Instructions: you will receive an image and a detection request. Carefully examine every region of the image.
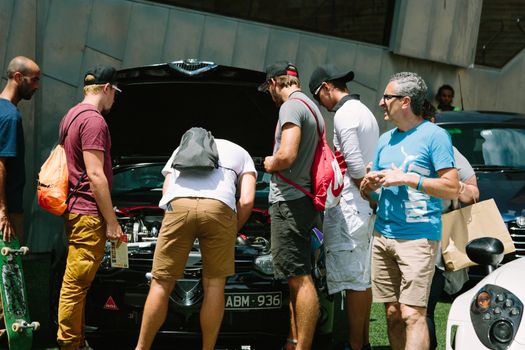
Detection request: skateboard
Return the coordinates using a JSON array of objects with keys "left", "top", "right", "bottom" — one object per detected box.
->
[{"left": 0, "top": 237, "right": 39, "bottom": 350}]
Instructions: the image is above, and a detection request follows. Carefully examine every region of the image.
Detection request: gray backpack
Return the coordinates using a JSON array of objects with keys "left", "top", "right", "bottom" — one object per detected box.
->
[{"left": 172, "top": 127, "right": 219, "bottom": 171}]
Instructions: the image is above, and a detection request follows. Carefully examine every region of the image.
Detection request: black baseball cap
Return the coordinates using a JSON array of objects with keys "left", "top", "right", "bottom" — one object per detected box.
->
[
  {"left": 258, "top": 61, "right": 299, "bottom": 92},
  {"left": 309, "top": 64, "right": 354, "bottom": 96},
  {"left": 84, "top": 65, "right": 117, "bottom": 86}
]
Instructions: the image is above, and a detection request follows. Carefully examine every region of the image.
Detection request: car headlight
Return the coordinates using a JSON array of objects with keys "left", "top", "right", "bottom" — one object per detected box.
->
[
  {"left": 516, "top": 215, "right": 525, "bottom": 228},
  {"left": 254, "top": 254, "right": 274, "bottom": 275},
  {"left": 470, "top": 284, "right": 523, "bottom": 350}
]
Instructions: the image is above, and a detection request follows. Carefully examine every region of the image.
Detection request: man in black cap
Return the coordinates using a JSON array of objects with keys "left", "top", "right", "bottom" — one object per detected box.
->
[
  {"left": 309, "top": 64, "right": 379, "bottom": 350},
  {"left": 260, "top": 61, "right": 322, "bottom": 350},
  {"left": 56, "top": 65, "right": 123, "bottom": 350}
]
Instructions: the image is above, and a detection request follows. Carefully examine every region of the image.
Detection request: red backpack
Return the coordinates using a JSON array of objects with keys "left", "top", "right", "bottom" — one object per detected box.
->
[{"left": 277, "top": 98, "right": 346, "bottom": 211}]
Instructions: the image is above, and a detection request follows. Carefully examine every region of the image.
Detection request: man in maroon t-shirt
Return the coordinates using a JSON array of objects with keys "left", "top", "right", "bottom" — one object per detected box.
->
[{"left": 57, "top": 65, "right": 123, "bottom": 350}]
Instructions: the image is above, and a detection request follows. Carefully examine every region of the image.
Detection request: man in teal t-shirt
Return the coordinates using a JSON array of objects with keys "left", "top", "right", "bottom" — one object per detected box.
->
[
  {"left": 361, "top": 72, "right": 460, "bottom": 350},
  {"left": 0, "top": 56, "right": 40, "bottom": 243}
]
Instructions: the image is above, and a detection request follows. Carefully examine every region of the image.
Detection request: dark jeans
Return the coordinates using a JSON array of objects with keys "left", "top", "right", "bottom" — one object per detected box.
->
[{"left": 426, "top": 266, "right": 445, "bottom": 350}]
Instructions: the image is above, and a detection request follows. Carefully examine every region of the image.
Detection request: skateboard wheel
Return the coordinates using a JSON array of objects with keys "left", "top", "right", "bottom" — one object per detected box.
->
[
  {"left": 11, "top": 323, "right": 21, "bottom": 332},
  {"left": 30, "top": 321, "right": 40, "bottom": 331},
  {"left": 1, "top": 247, "right": 9, "bottom": 256},
  {"left": 19, "top": 246, "right": 29, "bottom": 255}
]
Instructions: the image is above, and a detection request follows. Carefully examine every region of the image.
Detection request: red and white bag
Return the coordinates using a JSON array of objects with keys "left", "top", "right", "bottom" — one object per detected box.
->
[{"left": 277, "top": 98, "right": 346, "bottom": 211}]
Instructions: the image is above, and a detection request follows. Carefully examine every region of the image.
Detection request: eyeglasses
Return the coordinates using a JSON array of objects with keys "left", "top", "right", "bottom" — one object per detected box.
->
[
  {"left": 112, "top": 85, "right": 122, "bottom": 93},
  {"left": 382, "top": 94, "right": 404, "bottom": 101},
  {"left": 313, "top": 82, "right": 326, "bottom": 97}
]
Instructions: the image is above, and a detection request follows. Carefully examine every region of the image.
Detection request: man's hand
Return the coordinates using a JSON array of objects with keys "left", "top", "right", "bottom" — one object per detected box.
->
[
  {"left": 361, "top": 171, "right": 384, "bottom": 192},
  {"left": 264, "top": 156, "right": 275, "bottom": 173},
  {"left": 106, "top": 220, "right": 124, "bottom": 241},
  {"left": 380, "top": 164, "right": 408, "bottom": 187},
  {"left": 0, "top": 214, "right": 14, "bottom": 241}
]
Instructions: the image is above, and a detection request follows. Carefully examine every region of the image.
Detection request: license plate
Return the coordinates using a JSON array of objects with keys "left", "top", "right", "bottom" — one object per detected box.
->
[{"left": 225, "top": 291, "right": 282, "bottom": 310}]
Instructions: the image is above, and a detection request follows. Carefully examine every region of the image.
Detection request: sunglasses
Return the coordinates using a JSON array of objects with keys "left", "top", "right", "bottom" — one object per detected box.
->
[{"left": 382, "top": 94, "right": 404, "bottom": 101}]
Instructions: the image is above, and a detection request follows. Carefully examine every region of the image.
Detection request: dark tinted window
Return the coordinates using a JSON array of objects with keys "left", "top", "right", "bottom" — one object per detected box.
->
[
  {"left": 442, "top": 125, "right": 525, "bottom": 168},
  {"left": 153, "top": 0, "right": 395, "bottom": 46}
]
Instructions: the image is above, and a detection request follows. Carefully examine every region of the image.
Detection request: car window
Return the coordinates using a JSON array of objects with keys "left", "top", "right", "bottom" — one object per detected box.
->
[
  {"left": 112, "top": 164, "right": 165, "bottom": 194},
  {"left": 443, "top": 125, "right": 525, "bottom": 168}
]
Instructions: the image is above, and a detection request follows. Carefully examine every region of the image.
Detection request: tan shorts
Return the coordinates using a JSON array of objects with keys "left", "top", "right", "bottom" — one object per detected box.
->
[
  {"left": 152, "top": 197, "right": 238, "bottom": 281},
  {"left": 371, "top": 231, "right": 438, "bottom": 307}
]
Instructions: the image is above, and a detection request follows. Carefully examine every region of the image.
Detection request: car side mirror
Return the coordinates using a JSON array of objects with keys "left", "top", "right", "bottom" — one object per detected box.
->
[{"left": 466, "top": 237, "right": 504, "bottom": 274}]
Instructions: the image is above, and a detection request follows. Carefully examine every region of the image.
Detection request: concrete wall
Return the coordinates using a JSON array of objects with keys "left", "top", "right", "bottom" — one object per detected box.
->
[
  {"left": 1, "top": 0, "right": 524, "bottom": 252},
  {"left": 391, "top": 0, "right": 482, "bottom": 67}
]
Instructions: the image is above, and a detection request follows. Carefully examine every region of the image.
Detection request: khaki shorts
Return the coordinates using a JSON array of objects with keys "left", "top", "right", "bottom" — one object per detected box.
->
[
  {"left": 152, "top": 197, "right": 237, "bottom": 281},
  {"left": 372, "top": 231, "right": 438, "bottom": 307}
]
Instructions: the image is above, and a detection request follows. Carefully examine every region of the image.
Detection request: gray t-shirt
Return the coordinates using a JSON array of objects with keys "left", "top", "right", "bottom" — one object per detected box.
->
[{"left": 269, "top": 91, "right": 324, "bottom": 203}]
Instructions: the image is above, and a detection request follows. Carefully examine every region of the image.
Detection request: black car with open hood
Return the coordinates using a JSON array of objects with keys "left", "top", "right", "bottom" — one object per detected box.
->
[
  {"left": 84, "top": 60, "right": 347, "bottom": 350},
  {"left": 108, "top": 59, "right": 276, "bottom": 162}
]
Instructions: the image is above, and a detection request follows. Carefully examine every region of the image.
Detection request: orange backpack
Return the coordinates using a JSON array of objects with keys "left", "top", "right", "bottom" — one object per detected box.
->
[{"left": 37, "top": 110, "right": 95, "bottom": 215}]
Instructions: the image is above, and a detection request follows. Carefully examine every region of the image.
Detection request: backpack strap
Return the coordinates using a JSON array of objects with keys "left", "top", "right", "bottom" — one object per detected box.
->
[
  {"left": 58, "top": 109, "right": 99, "bottom": 145},
  {"left": 289, "top": 98, "right": 325, "bottom": 140},
  {"left": 275, "top": 98, "right": 325, "bottom": 198},
  {"left": 58, "top": 108, "right": 99, "bottom": 203}
]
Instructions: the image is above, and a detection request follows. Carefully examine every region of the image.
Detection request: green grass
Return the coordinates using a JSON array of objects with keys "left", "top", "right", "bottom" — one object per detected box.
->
[{"left": 369, "top": 302, "right": 451, "bottom": 350}]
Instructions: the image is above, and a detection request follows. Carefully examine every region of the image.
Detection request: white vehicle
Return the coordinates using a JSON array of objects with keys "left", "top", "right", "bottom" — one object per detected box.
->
[{"left": 446, "top": 238, "right": 525, "bottom": 349}]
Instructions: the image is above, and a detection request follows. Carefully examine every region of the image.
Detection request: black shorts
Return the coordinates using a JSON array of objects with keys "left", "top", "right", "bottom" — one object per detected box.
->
[{"left": 270, "top": 196, "right": 321, "bottom": 279}]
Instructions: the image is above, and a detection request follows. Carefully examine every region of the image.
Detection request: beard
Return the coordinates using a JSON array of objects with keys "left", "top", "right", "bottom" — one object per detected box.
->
[
  {"left": 18, "top": 84, "right": 35, "bottom": 100},
  {"left": 269, "top": 89, "right": 284, "bottom": 107}
]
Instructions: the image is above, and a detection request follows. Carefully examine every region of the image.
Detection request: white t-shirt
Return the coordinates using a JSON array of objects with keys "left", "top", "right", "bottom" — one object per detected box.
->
[
  {"left": 159, "top": 139, "right": 256, "bottom": 211},
  {"left": 333, "top": 99, "right": 379, "bottom": 210}
]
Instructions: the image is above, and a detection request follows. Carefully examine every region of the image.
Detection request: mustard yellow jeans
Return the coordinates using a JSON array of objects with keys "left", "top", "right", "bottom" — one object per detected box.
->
[{"left": 57, "top": 213, "right": 106, "bottom": 350}]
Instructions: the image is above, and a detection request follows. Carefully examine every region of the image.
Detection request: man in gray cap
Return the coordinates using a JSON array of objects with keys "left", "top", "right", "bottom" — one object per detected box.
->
[
  {"left": 260, "top": 61, "right": 322, "bottom": 350},
  {"left": 309, "top": 64, "right": 379, "bottom": 350},
  {"left": 57, "top": 65, "right": 123, "bottom": 350}
]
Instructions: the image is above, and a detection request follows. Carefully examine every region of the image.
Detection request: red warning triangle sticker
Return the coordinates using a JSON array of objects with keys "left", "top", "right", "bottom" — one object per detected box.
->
[{"left": 103, "top": 296, "right": 119, "bottom": 311}]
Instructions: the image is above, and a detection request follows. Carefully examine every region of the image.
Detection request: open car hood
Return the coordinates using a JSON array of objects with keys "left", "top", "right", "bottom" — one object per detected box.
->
[{"left": 109, "top": 59, "right": 278, "bottom": 163}]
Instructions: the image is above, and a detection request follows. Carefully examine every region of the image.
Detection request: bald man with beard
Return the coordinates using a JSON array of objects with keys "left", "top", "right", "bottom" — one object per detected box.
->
[{"left": 0, "top": 56, "right": 41, "bottom": 243}]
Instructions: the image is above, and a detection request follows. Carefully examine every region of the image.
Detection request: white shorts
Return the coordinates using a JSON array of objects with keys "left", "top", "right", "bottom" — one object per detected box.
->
[{"left": 323, "top": 198, "right": 375, "bottom": 294}]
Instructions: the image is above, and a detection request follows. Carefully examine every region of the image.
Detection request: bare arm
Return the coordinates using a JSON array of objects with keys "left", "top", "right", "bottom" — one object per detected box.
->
[
  {"left": 236, "top": 172, "right": 256, "bottom": 231},
  {"left": 381, "top": 166, "right": 460, "bottom": 200},
  {"left": 458, "top": 175, "right": 479, "bottom": 205},
  {"left": 264, "top": 123, "right": 301, "bottom": 173},
  {"left": 0, "top": 157, "right": 14, "bottom": 241},
  {"left": 83, "top": 150, "right": 123, "bottom": 240}
]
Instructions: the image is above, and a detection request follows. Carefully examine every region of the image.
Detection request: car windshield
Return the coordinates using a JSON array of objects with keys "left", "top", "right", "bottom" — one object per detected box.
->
[
  {"left": 112, "top": 164, "right": 165, "bottom": 194},
  {"left": 442, "top": 125, "right": 525, "bottom": 168}
]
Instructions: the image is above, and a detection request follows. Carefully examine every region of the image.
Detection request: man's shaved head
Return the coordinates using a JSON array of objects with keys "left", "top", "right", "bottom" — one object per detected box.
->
[{"left": 7, "top": 56, "right": 39, "bottom": 79}]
